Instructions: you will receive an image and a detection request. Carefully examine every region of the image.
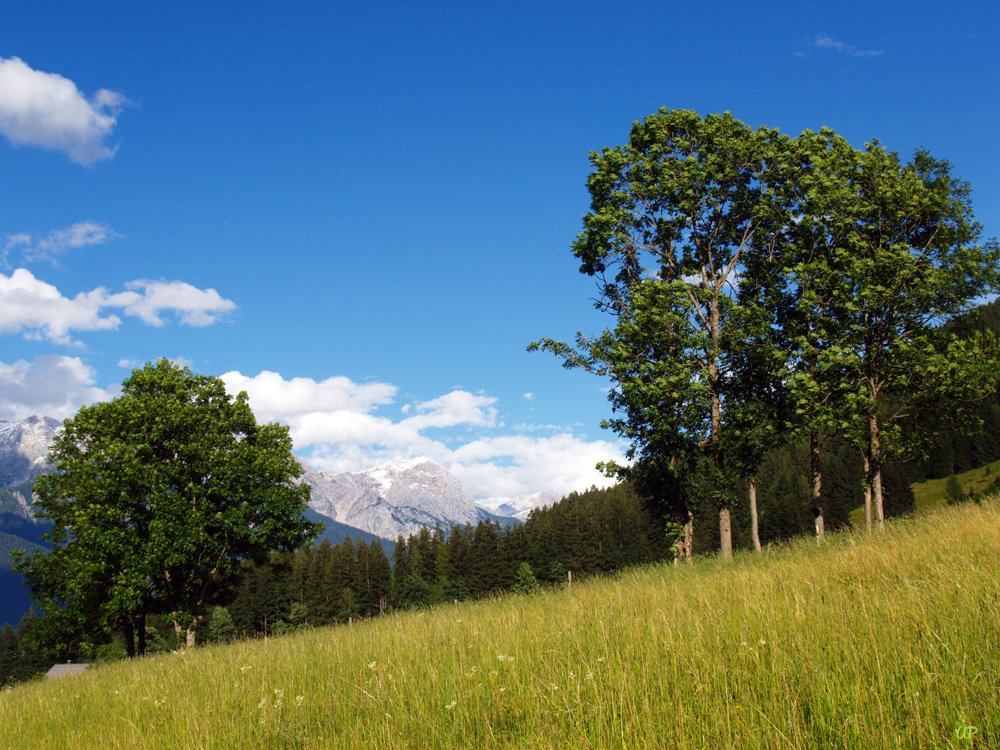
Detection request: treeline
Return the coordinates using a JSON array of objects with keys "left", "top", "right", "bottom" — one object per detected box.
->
[
  {"left": 216, "top": 482, "right": 670, "bottom": 637},
  {"left": 921, "top": 300, "right": 1000, "bottom": 478},
  {"left": 0, "top": 622, "right": 49, "bottom": 688}
]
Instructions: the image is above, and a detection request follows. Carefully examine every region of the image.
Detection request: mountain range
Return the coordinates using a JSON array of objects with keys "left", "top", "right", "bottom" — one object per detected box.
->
[
  {"left": 301, "top": 459, "right": 517, "bottom": 540},
  {"left": 0, "top": 415, "right": 557, "bottom": 624}
]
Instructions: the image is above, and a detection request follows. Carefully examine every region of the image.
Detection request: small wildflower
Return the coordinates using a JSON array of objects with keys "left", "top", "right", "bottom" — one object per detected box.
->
[
  {"left": 240, "top": 665, "right": 252, "bottom": 673},
  {"left": 445, "top": 700, "right": 457, "bottom": 710},
  {"left": 295, "top": 695, "right": 304, "bottom": 707},
  {"left": 368, "top": 661, "right": 378, "bottom": 670}
]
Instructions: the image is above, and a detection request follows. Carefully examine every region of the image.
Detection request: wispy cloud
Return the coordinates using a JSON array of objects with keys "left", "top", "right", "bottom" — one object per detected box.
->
[
  {"left": 0, "top": 57, "right": 132, "bottom": 165},
  {"left": 5, "top": 221, "right": 120, "bottom": 264},
  {"left": 813, "top": 33, "right": 884, "bottom": 58}
]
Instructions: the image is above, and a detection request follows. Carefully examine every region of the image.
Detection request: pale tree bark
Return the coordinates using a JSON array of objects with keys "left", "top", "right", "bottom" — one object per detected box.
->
[
  {"left": 749, "top": 478, "right": 761, "bottom": 551},
  {"left": 173, "top": 619, "right": 198, "bottom": 648},
  {"left": 674, "top": 510, "right": 695, "bottom": 562},
  {"left": 870, "top": 414, "right": 885, "bottom": 530},
  {"left": 719, "top": 505, "right": 732, "bottom": 558},
  {"left": 861, "top": 413, "right": 886, "bottom": 532},
  {"left": 864, "top": 457, "right": 873, "bottom": 531}
]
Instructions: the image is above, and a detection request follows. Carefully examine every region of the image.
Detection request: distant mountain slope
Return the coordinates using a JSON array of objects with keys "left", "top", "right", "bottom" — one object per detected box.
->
[
  {"left": 0, "top": 416, "right": 61, "bottom": 487},
  {"left": 0, "top": 532, "right": 43, "bottom": 628},
  {"left": 0, "top": 568, "right": 33, "bottom": 628},
  {"left": 302, "top": 460, "right": 517, "bottom": 540},
  {"left": 489, "top": 490, "right": 560, "bottom": 522},
  {"left": 303, "top": 508, "right": 395, "bottom": 555}
]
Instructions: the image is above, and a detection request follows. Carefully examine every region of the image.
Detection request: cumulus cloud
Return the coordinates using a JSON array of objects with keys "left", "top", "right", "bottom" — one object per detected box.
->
[
  {"left": 222, "top": 369, "right": 624, "bottom": 502},
  {"left": 0, "top": 268, "right": 125, "bottom": 345},
  {"left": 445, "top": 433, "right": 623, "bottom": 502},
  {"left": 401, "top": 391, "right": 498, "bottom": 430},
  {"left": 0, "top": 268, "right": 237, "bottom": 345},
  {"left": 5, "top": 221, "right": 120, "bottom": 265},
  {"left": 0, "top": 57, "right": 131, "bottom": 165},
  {"left": 119, "top": 279, "right": 237, "bottom": 327},
  {"left": 0, "top": 355, "right": 117, "bottom": 420},
  {"left": 813, "top": 34, "right": 884, "bottom": 58}
]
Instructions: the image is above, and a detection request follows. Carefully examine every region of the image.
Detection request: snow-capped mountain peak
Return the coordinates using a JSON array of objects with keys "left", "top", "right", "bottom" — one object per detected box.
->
[
  {"left": 0, "top": 415, "right": 61, "bottom": 487},
  {"left": 301, "top": 459, "right": 512, "bottom": 540}
]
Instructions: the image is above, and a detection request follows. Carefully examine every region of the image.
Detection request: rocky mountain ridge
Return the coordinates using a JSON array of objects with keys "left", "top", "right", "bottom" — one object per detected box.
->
[
  {"left": 0, "top": 416, "right": 61, "bottom": 487},
  {"left": 301, "top": 459, "right": 514, "bottom": 540},
  {"left": 488, "top": 490, "right": 560, "bottom": 522},
  {"left": 0, "top": 416, "right": 557, "bottom": 540}
]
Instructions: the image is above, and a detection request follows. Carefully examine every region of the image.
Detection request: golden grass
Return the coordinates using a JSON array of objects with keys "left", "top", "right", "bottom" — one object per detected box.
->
[{"left": 2, "top": 499, "right": 998, "bottom": 749}]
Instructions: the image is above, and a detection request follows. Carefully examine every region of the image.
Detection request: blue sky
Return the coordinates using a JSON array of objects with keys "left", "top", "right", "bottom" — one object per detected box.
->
[{"left": 1, "top": 1, "right": 998, "bottom": 503}]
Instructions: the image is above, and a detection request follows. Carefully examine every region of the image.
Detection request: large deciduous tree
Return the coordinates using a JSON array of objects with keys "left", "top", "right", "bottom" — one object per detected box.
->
[
  {"left": 12, "top": 360, "right": 320, "bottom": 654},
  {"left": 531, "top": 109, "right": 790, "bottom": 557},
  {"left": 771, "top": 135, "right": 1000, "bottom": 530}
]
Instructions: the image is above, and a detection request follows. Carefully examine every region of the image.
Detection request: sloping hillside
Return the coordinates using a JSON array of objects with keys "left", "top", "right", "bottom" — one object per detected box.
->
[{"left": 1, "top": 499, "right": 996, "bottom": 749}]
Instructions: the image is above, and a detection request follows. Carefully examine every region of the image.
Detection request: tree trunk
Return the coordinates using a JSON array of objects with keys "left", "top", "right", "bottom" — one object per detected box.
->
[
  {"left": 811, "top": 432, "right": 824, "bottom": 541},
  {"left": 683, "top": 511, "right": 694, "bottom": 561},
  {"left": 172, "top": 619, "right": 197, "bottom": 648},
  {"left": 873, "top": 467, "right": 885, "bottom": 530},
  {"left": 863, "top": 453, "right": 873, "bottom": 531},
  {"left": 869, "top": 413, "right": 885, "bottom": 531},
  {"left": 719, "top": 504, "right": 732, "bottom": 558},
  {"left": 749, "top": 478, "right": 761, "bottom": 552},
  {"left": 124, "top": 619, "right": 135, "bottom": 658}
]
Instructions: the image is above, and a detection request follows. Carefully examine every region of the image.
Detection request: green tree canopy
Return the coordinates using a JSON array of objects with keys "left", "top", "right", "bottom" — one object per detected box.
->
[
  {"left": 12, "top": 359, "right": 320, "bottom": 655},
  {"left": 531, "top": 109, "right": 792, "bottom": 557}
]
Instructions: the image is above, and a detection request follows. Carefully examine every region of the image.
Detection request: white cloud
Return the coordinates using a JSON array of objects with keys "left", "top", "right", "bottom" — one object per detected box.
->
[
  {"left": 0, "top": 57, "right": 131, "bottom": 165},
  {"left": 814, "top": 34, "right": 884, "bottom": 58},
  {"left": 0, "top": 268, "right": 125, "bottom": 345},
  {"left": 401, "top": 391, "right": 498, "bottom": 430},
  {"left": 120, "top": 279, "right": 237, "bottom": 327},
  {"left": 222, "top": 369, "right": 624, "bottom": 502},
  {"left": 445, "top": 433, "right": 623, "bottom": 502},
  {"left": 0, "top": 268, "right": 237, "bottom": 345},
  {"left": 221, "top": 370, "right": 398, "bottom": 419},
  {"left": 8, "top": 221, "right": 120, "bottom": 263},
  {"left": 0, "top": 355, "right": 117, "bottom": 420}
]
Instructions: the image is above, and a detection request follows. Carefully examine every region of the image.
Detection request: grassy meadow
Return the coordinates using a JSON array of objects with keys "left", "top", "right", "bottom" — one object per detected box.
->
[{"left": 1, "top": 499, "right": 997, "bottom": 749}]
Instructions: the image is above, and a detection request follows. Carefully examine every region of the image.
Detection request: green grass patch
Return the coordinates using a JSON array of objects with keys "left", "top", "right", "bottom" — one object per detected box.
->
[
  {"left": 849, "top": 459, "right": 1000, "bottom": 527},
  {"left": 2, "top": 499, "right": 998, "bottom": 749}
]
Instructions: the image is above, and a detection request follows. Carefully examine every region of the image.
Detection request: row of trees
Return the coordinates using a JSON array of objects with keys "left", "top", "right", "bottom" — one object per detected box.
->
[
  {"left": 532, "top": 109, "right": 1000, "bottom": 556},
  {"left": 211, "top": 482, "right": 669, "bottom": 638}
]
